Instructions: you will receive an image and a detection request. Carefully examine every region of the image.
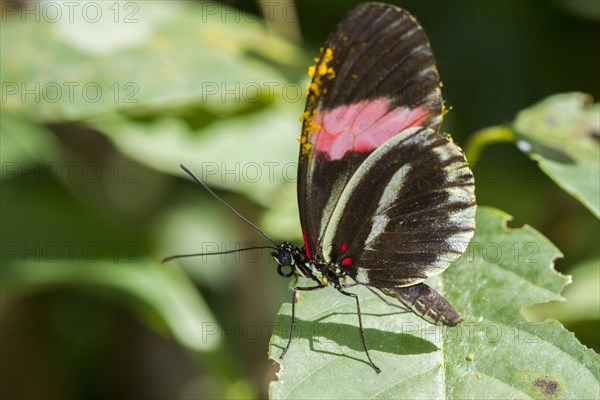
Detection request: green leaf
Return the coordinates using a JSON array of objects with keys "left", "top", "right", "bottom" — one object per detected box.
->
[
  {"left": 1, "top": 260, "right": 220, "bottom": 352},
  {"left": 268, "top": 207, "right": 599, "bottom": 399},
  {"left": 513, "top": 93, "right": 600, "bottom": 218},
  {"left": 524, "top": 258, "right": 600, "bottom": 325},
  {"left": 1, "top": 1, "right": 303, "bottom": 120}
]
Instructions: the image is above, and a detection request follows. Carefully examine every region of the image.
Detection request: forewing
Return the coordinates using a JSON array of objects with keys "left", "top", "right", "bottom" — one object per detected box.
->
[{"left": 297, "top": 3, "right": 443, "bottom": 258}]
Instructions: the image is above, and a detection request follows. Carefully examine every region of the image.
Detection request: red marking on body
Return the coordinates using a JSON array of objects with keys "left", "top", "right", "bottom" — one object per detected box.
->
[
  {"left": 302, "top": 228, "right": 312, "bottom": 259},
  {"left": 312, "top": 98, "right": 431, "bottom": 160},
  {"left": 341, "top": 257, "right": 352, "bottom": 266},
  {"left": 341, "top": 243, "right": 348, "bottom": 252}
]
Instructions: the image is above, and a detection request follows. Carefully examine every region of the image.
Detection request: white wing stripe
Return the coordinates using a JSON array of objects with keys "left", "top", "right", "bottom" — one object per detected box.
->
[{"left": 322, "top": 127, "right": 425, "bottom": 261}]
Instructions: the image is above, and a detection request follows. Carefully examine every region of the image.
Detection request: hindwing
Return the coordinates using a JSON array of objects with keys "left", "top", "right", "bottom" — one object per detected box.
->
[{"left": 324, "top": 127, "right": 476, "bottom": 286}]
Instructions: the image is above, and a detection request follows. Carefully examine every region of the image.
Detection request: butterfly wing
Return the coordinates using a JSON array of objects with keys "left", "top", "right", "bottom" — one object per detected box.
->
[
  {"left": 297, "top": 3, "right": 475, "bottom": 286},
  {"left": 321, "top": 126, "right": 476, "bottom": 287}
]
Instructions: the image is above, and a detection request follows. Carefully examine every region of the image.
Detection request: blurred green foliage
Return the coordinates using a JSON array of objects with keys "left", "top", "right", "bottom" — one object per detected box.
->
[{"left": 1, "top": 1, "right": 598, "bottom": 399}]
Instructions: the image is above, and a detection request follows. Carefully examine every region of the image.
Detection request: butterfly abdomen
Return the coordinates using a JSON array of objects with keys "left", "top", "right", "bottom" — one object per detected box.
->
[{"left": 380, "top": 284, "right": 462, "bottom": 326}]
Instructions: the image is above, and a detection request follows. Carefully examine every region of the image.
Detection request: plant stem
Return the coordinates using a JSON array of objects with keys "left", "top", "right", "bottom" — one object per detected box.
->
[{"left": 464, "top": 126, "right": 516, "bottom": 164}]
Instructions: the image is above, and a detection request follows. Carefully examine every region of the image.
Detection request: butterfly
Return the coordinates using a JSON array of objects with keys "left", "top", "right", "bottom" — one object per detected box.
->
[{"left": 164, "top": 2, "right": 476, "bottom": 374}]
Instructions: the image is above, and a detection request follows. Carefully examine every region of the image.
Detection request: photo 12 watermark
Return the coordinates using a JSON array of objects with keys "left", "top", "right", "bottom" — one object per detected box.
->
[
  {"left": 2, "top": 1, "right": 140, "bottom": 24},
  {"left": 200, "top": 81, "right": 304, "bottom": 104},
  {"left": 2, "top": 81, "right": 139, "bottom": 105},
  {"left": 1, "top": 241, "right": 141, "bottom": 264},
  {"left": 2, "top": 161, "right": 140, "bottom": 184},
  {"left": 196, "top": 319, "right": 540, "bottom": 346}
]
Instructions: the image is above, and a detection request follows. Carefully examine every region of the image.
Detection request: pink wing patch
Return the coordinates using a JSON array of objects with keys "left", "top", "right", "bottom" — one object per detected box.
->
[{"left": 313, "top": 98, "right": 431, "bottom": 160}]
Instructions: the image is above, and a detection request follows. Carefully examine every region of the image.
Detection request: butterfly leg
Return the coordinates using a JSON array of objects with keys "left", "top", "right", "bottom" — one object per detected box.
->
[
  {"left": 280, "top": 283, "right": 326, "bottom": 359},
  {"left": 365, "top": 286, "right": 405, "bottom": 310},
  {"left": 336, "top": 287, "right": 381, "bottom": 374},
  {"left": 342, "top": 283, "right": 405, "bottom": 310}
]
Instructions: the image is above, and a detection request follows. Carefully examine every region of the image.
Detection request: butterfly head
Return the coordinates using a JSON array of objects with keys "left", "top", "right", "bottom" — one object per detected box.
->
[{"left": 272, "top": 242, "right": 298, "bottom": 278}]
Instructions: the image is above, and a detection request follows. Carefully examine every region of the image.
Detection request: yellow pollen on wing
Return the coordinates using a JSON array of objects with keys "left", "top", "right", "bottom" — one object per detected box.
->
[
  {"left": 327, "top": 67, "right": 336, "bottom": 79},
  {"left": 317, "top": 63, "right": 328, "bottom": 76},
  {"left": 442, "top": 104, "right": 453, "bottom": 116},
  {"left": 299, "top": 108, "right": 319, "bottom": 156},
  {"left": 300, "top": 47, "right": 336, "bottom": 157},
  {"left": 306, "top": 82, "right": 319, "bottom": 95},
  {"left": 323, "top": 47, "right": 334, "bottom": 63}
]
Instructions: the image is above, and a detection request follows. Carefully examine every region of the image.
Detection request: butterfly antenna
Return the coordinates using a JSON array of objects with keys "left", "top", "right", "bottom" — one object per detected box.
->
[
  {"left": 161, "top": 245, "right": 278, "bottom": 264},
  {"left": 178, "top": 164, "right": 278, "bottom": 246}
]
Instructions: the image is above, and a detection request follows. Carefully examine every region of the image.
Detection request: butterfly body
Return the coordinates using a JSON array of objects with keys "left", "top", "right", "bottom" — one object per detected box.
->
[
  {"left": 273, "top": 242, "right": 347, "bottom": 287},
  {"left": 166, "top": 2, "right": 475, "bottom": 375},
  {"left": 274, "top": 2, "right": 475, "bottom": 372}
]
